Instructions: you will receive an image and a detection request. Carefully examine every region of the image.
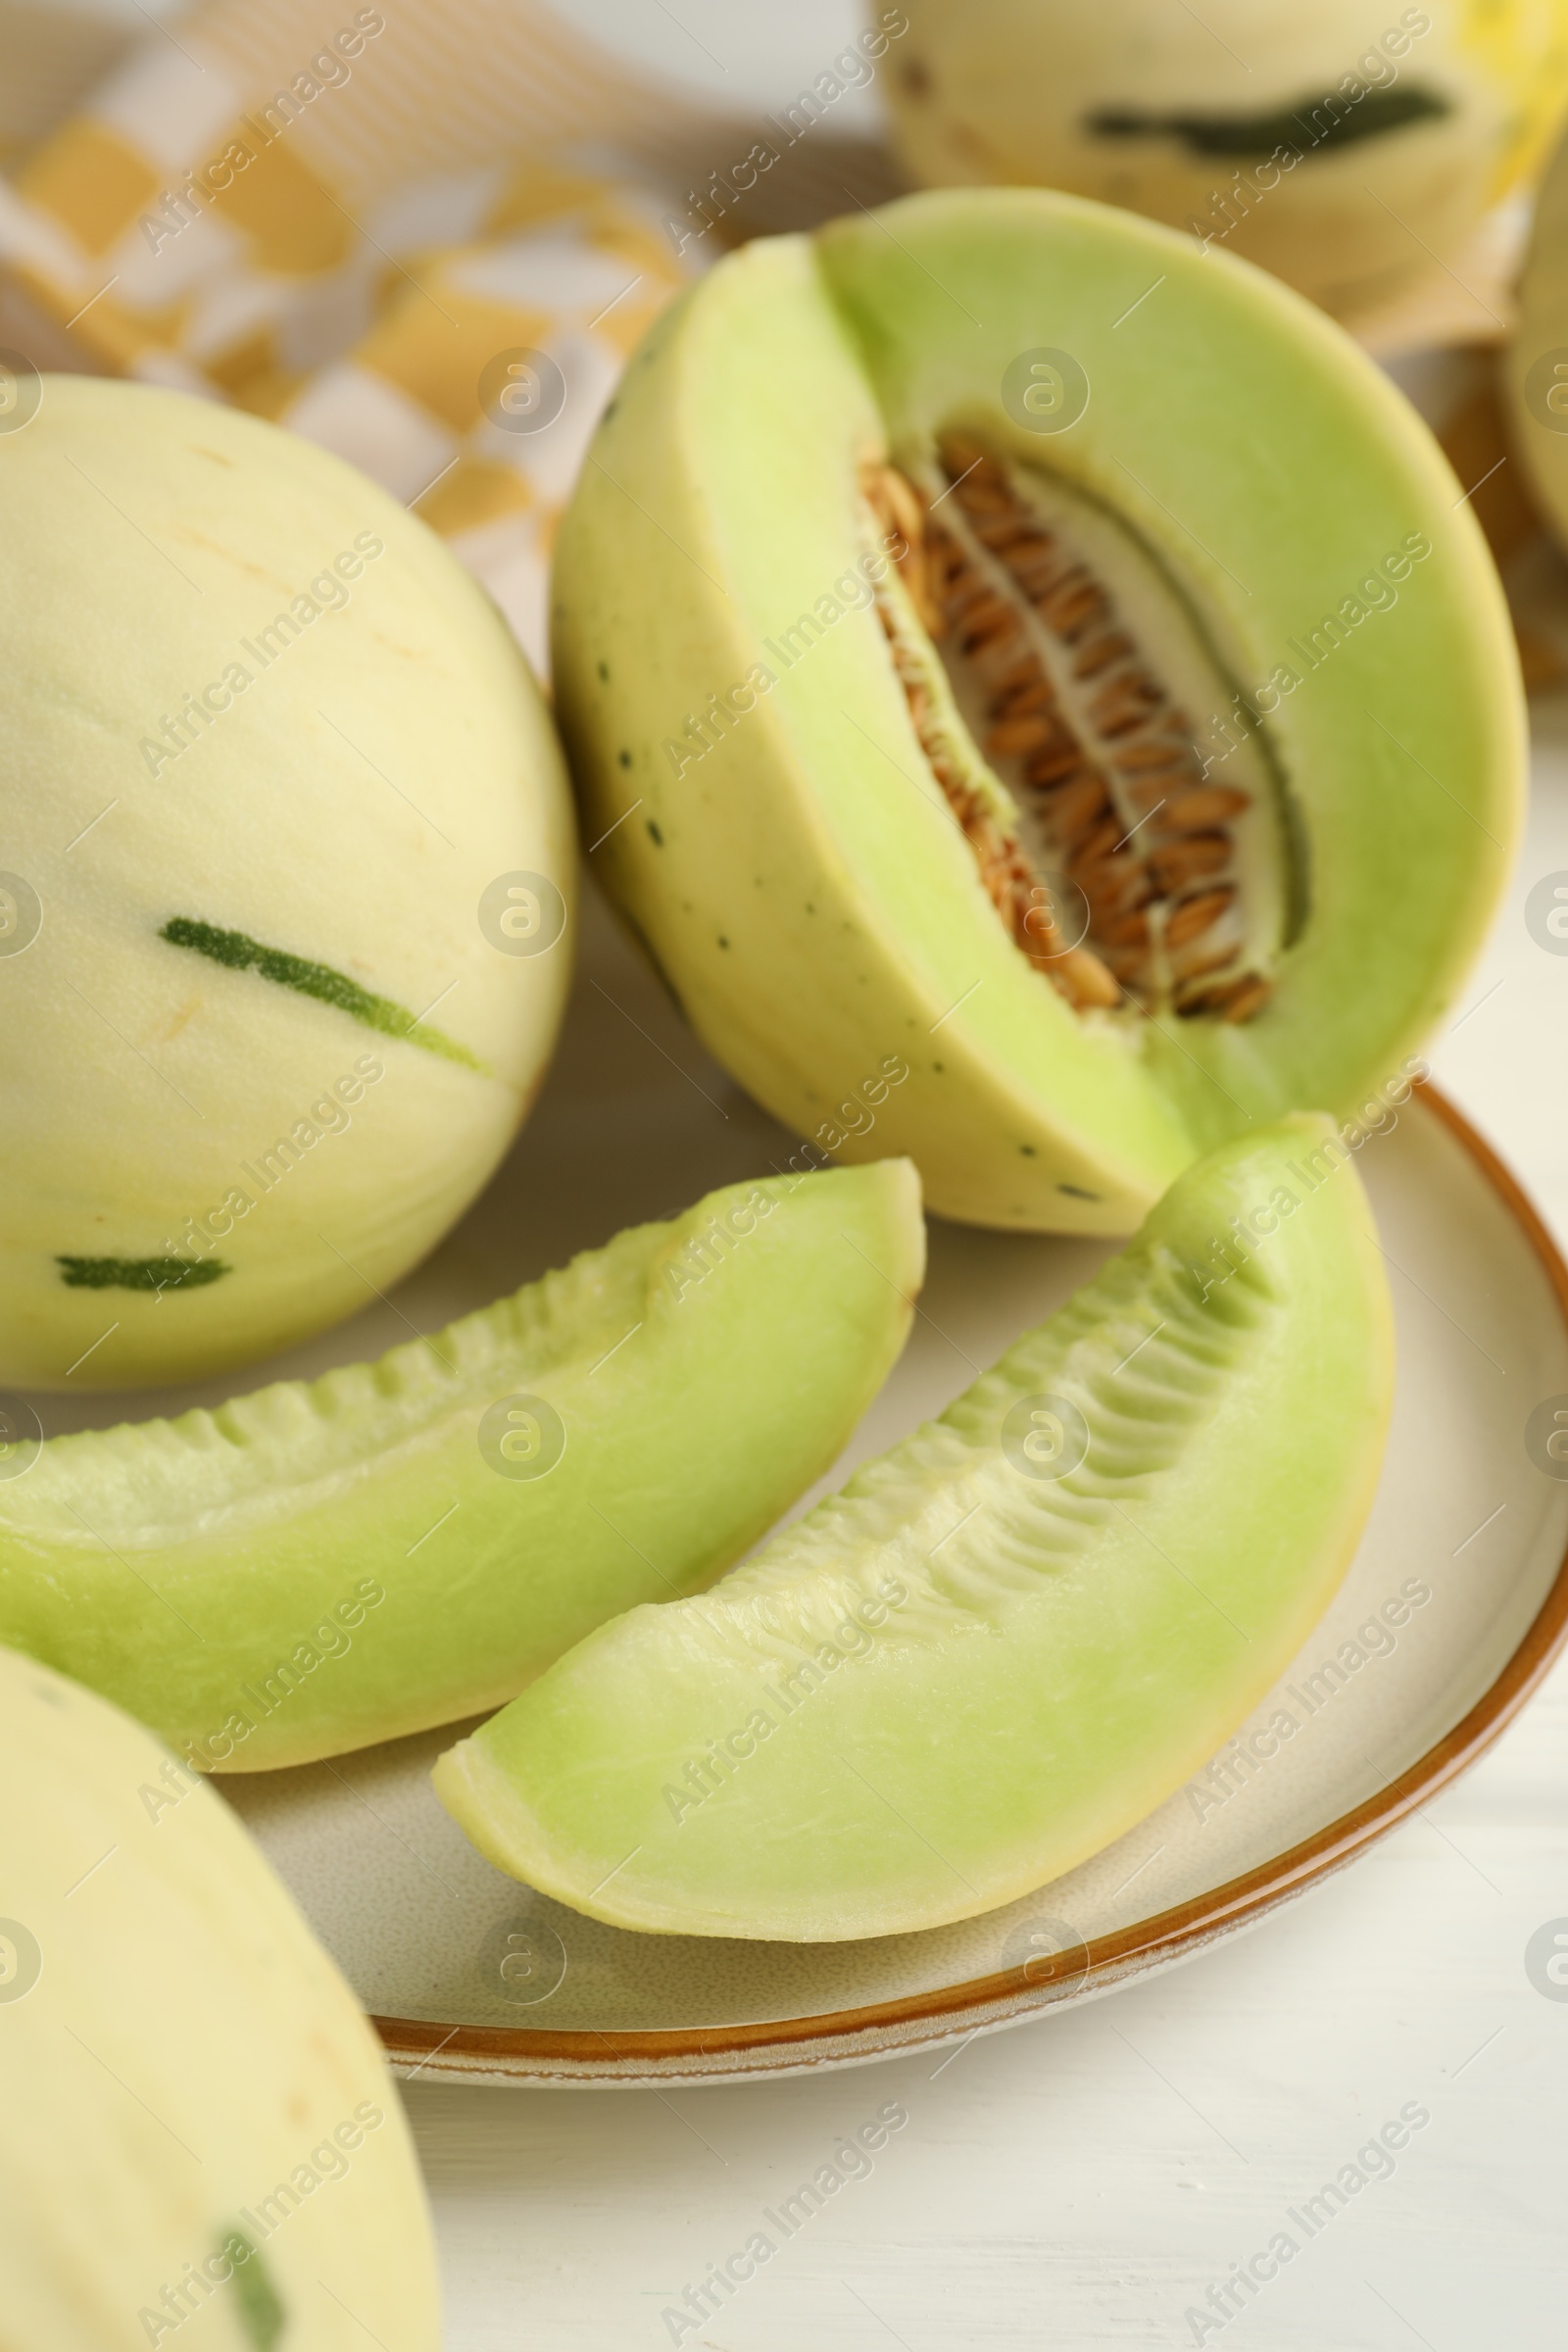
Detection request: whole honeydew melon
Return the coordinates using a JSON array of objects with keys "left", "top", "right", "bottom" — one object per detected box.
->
[
  {"left": 883, "top": 0, "right": 1568, "bottom": 319},
  {"left": 436, "top": 1114, "right": 1394, "bottom": 1941},
  {"left": 0, "top": 376, "right": 574, "bottom": 1390},
  {"left": 0, "top": 1643, "right": 439, "bottom": 2349}
]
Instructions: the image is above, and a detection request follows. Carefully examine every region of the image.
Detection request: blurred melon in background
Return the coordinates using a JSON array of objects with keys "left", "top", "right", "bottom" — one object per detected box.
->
[
  {"left": 884, "top": 0, "right": 1568, "bottom": 331},
  {"left": 1509, "top": 115, "right": 1568, "bottom": 551}
]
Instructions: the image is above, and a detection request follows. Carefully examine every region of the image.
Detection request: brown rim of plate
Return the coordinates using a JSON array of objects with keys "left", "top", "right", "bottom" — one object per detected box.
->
[{"left": 375, "top": 1080, "right": 1568, "bottom": 2085}]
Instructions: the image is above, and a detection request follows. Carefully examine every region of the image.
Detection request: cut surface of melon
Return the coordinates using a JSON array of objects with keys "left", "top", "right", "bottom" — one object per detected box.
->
[
  {"left": 434, "top": 1114, "right": 1392, "bottom": 1940},
  {"left": 553, "top": 189, "right": 1522, "bottom": 1234},
  {"left": 0, "top": 1164, "right": 923, "bottom": 1772}
]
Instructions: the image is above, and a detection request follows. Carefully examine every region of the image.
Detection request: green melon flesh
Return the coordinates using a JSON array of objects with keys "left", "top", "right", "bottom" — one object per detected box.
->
[
  {"left": 434, "top": 1115, "right": 1392, "bottom": 1941},
  {"left": 552, "top": 188, "right": 1521, "bottom": 1234},
  {"left": 0, "top": 1164, "right": 922, "bottom": 1772}
]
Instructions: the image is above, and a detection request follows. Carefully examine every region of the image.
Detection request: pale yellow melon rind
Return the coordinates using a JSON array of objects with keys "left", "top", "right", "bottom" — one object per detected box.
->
[{"left": 0, "top": 1645, "right": 440, "bottom": 2348}]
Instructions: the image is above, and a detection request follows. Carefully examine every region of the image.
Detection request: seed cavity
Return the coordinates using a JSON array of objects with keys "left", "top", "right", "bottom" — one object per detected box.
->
[{"left": 862, "top": 435, "right": 1285, "bottom": 1025}]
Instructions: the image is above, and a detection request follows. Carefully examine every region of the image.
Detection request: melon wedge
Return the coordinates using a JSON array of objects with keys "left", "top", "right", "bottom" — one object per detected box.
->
[
  {"left": 0, "top": 1163, "right": 922, "bottom": 1772},
  {"left": 434, "top": 1115, "right": 1392, "bottom": 1940}
]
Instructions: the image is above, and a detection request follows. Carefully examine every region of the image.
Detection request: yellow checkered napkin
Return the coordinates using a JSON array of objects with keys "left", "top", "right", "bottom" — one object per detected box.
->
[{"left": 0, "top": 0, "right": 905, "bottom": 663}]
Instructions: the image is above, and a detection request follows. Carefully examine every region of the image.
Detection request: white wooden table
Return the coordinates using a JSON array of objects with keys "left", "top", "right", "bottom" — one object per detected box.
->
[
  {"left": 401, "top": 10, "right": 1568, "bottom": 2338},
  {"left": 399, "top": 693, "right": 1568, "bottom": 2350}
]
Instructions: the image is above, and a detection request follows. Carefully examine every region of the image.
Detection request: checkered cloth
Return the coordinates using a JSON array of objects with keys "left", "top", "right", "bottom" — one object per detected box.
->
[{"left": 0, "top": 0, "right": 905, "bottom": 664}]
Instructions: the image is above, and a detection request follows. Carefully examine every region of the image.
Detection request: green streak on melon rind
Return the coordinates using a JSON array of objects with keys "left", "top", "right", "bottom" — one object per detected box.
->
[
  {"left": 1087, "top": 85, "right": 1450, "bottom": 159},
  {"left": 159, "top": 915, "right": 487, "bottom": 1074},
  {"left": 223, "top": 2229, "right": 285, "bottom": 2350},
  {"left": 57, "top": 1255, "right": 230, "bottom": 1292}
]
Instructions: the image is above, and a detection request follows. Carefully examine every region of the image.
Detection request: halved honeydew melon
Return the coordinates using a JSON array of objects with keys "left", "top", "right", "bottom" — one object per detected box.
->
[
  {"left": 552, "top": 189, "right": 1522, "bottom": 1234},
  {"left": 433, "top": 1115, "right": 1392, "bottom": 1942},
  {"left": 0, "top": 1644, "right": 439, "bottom": 2348},
  {"left": 0, "top": 1164, "right": 922, "bottom": 1773}
]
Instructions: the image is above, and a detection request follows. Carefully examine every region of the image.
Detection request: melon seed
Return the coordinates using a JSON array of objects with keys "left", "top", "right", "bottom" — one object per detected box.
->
[{"left": 861, "top": 435, "right": 1277, "bottom": 1023}]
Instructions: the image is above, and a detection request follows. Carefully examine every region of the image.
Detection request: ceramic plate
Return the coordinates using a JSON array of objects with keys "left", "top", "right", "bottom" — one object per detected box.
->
[{"left": 57, "top": 890, "right": 1568, "bottom": 2085}]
